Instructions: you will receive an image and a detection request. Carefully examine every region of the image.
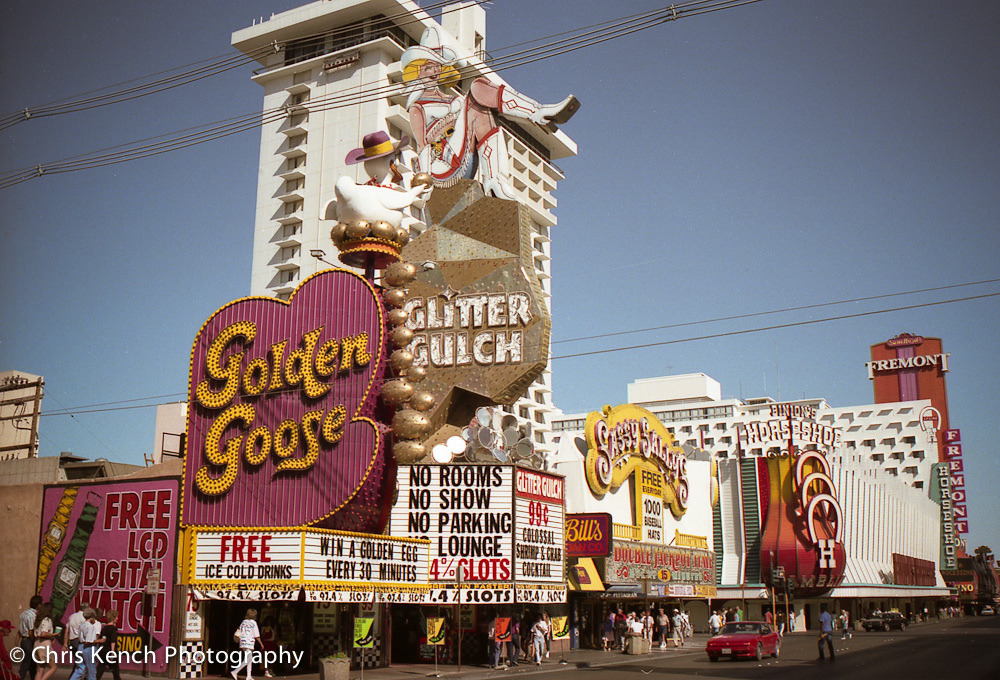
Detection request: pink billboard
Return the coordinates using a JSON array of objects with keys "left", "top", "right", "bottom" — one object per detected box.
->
[
  {"left": 37, "top": 479, "right": 178, "bottom": 672},
  {"left": 182, "top": 269, "right": 392, "bottom": 531}
]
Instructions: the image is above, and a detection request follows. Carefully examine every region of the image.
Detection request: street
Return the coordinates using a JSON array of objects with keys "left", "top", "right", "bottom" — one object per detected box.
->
[{"left": 417, "top": 615, "right": 1000, "bottom": 680}]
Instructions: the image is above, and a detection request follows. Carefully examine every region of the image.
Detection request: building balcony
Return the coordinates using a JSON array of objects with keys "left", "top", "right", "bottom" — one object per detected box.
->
[{"left": 613, "top": 523, "right": 642, "bottom": 541}]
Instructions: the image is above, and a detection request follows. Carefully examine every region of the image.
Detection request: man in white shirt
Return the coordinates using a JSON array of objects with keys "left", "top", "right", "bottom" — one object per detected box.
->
[
  {"left": 708, "top": 610, "right": 723, "bottom": 636},
  {"left": 64, "top": 602, "right": 91, "bottom": 652},
  {"left": 17, "top": 596, "right": 41, "bottom": 680},
  {"left": 530, "top": 616, "right": 549, "bottom": 666},
  {"left": 68, "top": 609, "right": 101, "bottom": 680}
]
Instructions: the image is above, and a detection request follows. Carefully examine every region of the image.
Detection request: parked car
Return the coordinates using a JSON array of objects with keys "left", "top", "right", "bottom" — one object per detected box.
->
[
  {"left": 705, "top": 622, "right": 781, "bottom": 662},
  {"left": 861, "top": 611, "right": 908, "bottom": 632},
  {"left": 980, "top": 606, "right": 996, "bottom": 616}
]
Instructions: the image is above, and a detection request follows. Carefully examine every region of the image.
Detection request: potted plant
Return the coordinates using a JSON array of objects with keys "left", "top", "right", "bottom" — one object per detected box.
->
[{"left": 319, "top": 652, "right": 349, "bottom": 680}]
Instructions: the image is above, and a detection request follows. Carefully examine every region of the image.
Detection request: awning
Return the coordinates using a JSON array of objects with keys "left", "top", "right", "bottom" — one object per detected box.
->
[
  {"left": 568, "top": 558, "right": 605, "bottom": 592},
  {"left": 828, "top": 584, "right": 951, "bottom": 598}
]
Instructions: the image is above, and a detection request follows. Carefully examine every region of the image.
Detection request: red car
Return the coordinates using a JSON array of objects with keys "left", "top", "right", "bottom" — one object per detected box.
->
[{"left": 705, "top": 621, "right": 781, "bottom": 662}]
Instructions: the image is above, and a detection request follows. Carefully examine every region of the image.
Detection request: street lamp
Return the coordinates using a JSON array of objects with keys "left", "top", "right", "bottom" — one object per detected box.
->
[{"left": 310, "top": 249, "right": 338, "bottom": 269}]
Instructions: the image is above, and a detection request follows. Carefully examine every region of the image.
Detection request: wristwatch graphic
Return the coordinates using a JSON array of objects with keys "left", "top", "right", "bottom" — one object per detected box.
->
[{"left": 37, "top": 486, "right": 79, "bottom": 592}]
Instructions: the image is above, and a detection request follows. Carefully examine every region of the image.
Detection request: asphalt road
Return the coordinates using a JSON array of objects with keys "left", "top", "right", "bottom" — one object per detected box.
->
[{"left": 492, "top": 615, "right": 1000, "bottom": 680}]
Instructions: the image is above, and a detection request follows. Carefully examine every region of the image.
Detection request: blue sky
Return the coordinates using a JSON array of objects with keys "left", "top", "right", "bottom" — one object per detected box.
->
[{"left": 2, "top": 1, "right": 998, "bottom": 554}]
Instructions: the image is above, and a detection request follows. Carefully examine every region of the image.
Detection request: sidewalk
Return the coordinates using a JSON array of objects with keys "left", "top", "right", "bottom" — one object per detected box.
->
[
  {"left": 317, "top": 636, "right": 711, "bottom": 680},
  {"left": 99, "top": 635, "right": 709, "bottom": 680}
]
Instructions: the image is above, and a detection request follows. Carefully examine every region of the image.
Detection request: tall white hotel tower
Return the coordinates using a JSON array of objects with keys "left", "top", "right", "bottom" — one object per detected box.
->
[{"left": 232, "top": 0, "right": 577, "bottom": 459}]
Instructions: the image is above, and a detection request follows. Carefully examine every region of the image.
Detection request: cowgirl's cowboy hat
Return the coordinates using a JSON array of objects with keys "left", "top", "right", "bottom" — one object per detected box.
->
[
  {"left": 345, "top": 130, "right": 410, "bottom": 165},
  {"left": 401, "top": 26, "right": 462, "bottom": 86}
]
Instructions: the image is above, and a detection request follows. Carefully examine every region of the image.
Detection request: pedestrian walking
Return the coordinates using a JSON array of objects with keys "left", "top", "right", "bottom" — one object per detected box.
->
[
  {"left": 708, "top": 610, "right": 722, "bottom": 636},
  {"left": 839, "top": 610, "right": 851, "bottom": 640},
  {"left": 613, "top": 610, "right": 626, "bottom": 651},
  {"left": 259, "top": 618, "right": 276, "bottom": 677},
  {"left": 530, "top": 615, "right": 549, "bottom": 666},
  {"left": 671, "top": 610, "right": 684, "bottom": 648},
  {"left": 231, "top": 609, "right": 261, "bottom": 680},
  {"left": 1, "top": 619, "right": 19, "bottom": 680},
  {"left": 507, "top": 615, "right": 521, "bottom": 667},
  {"left": 602, "top": 611, "right": 614, "bottom": 651},
  {"left": 656, "top": 609, "right": 670, "bottom": 649},
  {"left": 67, "top": 608, "right": 101, "bottom": 680},
  {"left": 95, "top": 611, "right": 121, "bottom": 680},
  {"left": 817, "top": 604, "right": 835, "bottom": 661},
  {"left": 16, "top": 596, "right": 40, "bottom": 680},
  {"left": 543, "top": 612, "right": 551, "bottom": 659},
  {"left": 30, "top": 604, "right": 57, "bottom": 680}
]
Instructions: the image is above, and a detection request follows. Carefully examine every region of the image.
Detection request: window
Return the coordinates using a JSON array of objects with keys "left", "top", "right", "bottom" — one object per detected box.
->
[
  {"left": 280, "top": 245, "right": 300, "bottom": 261},
  {"left": 289, "top": 91, "right": 309, "bottom": 106},
  {"left": 288, "top": 133, "right": 307, "bottom": 149},
  {"left": 534, "top": 391, "right": 545, "bottom": 405},
  {"left": 534, "top": 412, "right": 545, "bottom": 424},
  {"left": 535, "top": 432, "right": 545, "bottom": 443},
  {"left": 280, "top": 269, "right": 299, "bottom": 284},
  {"left": 281, "top": 222, "right": 301, "bottom": 238},
  {"left": 284, "top": 199, "right": 303, "bottom": 216},
  {"left": 519, "top": 406, "right": 530, "bottom": 419},
  {"left": 288, "top": 112, "right": 308, "bottom": 128},
  {"left": 284, "top": 177, "right": 304, "bottom": 193},
  {"left": 285, "top": 35, "right": 325, "bottom": 65},
  {"left": 287, "top": 155, "right": 306, "bottom": 171}
]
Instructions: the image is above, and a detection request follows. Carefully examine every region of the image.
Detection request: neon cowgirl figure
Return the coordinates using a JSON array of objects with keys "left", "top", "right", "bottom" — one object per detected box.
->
[{"left": 401, "top": 27, "right": 579, "bottom": 200}]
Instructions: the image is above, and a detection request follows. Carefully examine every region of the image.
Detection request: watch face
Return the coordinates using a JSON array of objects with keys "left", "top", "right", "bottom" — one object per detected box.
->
[
  {"left": 58, "top": 565, "right": 80, "bottom": 589},
  {"left": 47, "top": 525, "right": 64, "bottom": 543}
]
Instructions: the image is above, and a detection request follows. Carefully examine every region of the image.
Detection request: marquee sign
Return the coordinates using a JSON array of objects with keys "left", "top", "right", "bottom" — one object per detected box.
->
[
  {"left": 187, "top": 528, "right": 429, "bottom": 598},
  {"left": 942, "top": 429, "right": 969, "bottom": 534},
  {"left": 758, "top": 451, "right": 846, "bottom": 596},
  {"left": 583, "top": 404, "right": 689, "bottom": 518},
  {"left": 605, "top": 542, "right": 715, "bottom": 589},
  {"left": 390, "top": 464, "right": 565, "bottom": 603},
  {"left": 182, "top": 270, "right": 391, "bottom": 532},
  {"left": 931, "top": 463, "right": 958, "bottom": 570},
  {"left": 741, "top": 402, "right": 841, "bottom": 450}
]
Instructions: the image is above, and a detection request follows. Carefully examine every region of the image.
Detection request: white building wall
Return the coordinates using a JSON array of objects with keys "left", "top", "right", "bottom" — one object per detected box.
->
[
  {"left": 553, "top": 374, "right": 950, "bottom": 593},
  {"left": 233, "top": 1, "right": 577, "bottom": 459}
]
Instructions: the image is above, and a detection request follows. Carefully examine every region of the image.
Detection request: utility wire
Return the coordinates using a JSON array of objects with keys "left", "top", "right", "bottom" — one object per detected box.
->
[
  {"left": 0, "top": 0, "right": 487, "bottom": 129},
  {"left": 553, "top": 277, "right": 1000, "bottom": 344},
  {"left": 37, "top": 288, "right": 999, "bottom": 418},
  {"left": 549, "top": 291, "right": 1000, "bottom": 361},
  {"left": 0, "top": 0, "right": 764, "bottom": 188}
]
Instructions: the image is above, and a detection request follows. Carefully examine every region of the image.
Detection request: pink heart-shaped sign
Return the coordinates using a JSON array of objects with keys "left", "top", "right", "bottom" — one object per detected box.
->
[{"left": 182, "top": 270, "right": 387, "bottom": 528}]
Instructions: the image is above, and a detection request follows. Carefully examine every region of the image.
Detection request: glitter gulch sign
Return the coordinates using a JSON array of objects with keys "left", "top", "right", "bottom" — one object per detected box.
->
[
  {"left": 757, "top": 452, "right": 846, "bottom": 597},
  {"left": 182, "top": 270, "right": 391, "bottom": 531}
]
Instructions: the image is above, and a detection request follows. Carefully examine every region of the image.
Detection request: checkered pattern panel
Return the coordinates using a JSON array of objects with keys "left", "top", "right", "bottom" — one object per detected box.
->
[
  {"left": 312, "top": 633, "right": 338, "bottom": 659},
  {"left": 178, "top": 641, "right": 204, "bottom": 679},
  {"left": 352, "top": 640, "right": 382, "bottom": 669}
]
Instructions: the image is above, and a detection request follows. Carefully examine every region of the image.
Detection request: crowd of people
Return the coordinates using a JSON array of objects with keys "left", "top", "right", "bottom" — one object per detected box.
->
[
  {"left": 7, "top": 597, "right": 122, "bottom": 680},
  {"left": 598, "top": 608, "right": 697, "bottom": 652},
  {"left": 486, "top": 612, "right": 555, "bottom": 669}
]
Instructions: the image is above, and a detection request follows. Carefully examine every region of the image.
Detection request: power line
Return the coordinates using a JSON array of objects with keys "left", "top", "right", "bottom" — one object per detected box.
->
[
  {"left": 35, "top": 288, "right": 999, "bottom": 418},
  {"left": 550, "top": 291, "right": 1000, "bottom": 361},
  {"left": 553, "top": 277, "right": 1000, "bottom": 345},
  {"left": 0, "top": 0, "right": 488, "bottom": 129},
  {"left": 41, "top": 392, "right": 187, "bottom": 417},
  {"left": 0, "top": 0, "right": 765, "bottom": 188}
]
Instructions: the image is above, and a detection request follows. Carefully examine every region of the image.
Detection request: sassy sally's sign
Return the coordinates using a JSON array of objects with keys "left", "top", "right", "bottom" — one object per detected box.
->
[{"left": 584, "top": 404, "right": 689, "bottom": 518}]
